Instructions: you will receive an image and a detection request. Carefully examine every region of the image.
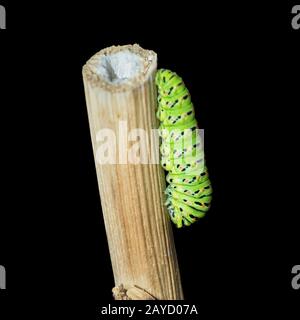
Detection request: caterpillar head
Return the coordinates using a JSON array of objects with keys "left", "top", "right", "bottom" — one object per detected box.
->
[{"left": 155, "top": 69, "right": 185, "bottom": 97}]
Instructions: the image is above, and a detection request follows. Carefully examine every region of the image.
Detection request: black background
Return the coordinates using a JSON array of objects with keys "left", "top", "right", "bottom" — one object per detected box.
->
[{"left": 0, "top": 1, "right": 299, "bottom": 317}]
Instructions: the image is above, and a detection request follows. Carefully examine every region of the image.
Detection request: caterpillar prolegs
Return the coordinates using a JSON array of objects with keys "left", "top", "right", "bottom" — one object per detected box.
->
[{"left": 155, "top": 69, "right": 212, "bottom": 228}]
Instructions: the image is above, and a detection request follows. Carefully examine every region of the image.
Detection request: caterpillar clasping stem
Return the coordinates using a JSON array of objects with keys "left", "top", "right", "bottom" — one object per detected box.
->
[{"left": 156, "top": 69, "right": 212, "bottom": 228}]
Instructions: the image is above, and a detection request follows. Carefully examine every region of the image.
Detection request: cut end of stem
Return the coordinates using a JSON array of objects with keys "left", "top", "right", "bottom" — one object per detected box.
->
[
  {"left": 83, "top": 44, "right": 157, "bottom": 92},
  {"left": 98, "top": 50, "right": 143, "bottom": 84}
]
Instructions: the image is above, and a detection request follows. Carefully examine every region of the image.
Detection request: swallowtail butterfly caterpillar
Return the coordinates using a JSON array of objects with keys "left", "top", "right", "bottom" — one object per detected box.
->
[{"left": 155, "top": 69, "right": 212, "bottom": 228}]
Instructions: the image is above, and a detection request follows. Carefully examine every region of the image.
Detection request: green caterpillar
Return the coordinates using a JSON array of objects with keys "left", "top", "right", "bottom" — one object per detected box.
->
[{"left": 155, "top": 69, "right": 212, "bottom": 228}]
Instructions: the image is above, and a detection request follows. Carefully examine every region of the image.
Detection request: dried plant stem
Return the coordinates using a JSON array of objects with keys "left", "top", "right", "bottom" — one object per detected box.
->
[{"left": 82, "top": 44, "right": 183, "bottom": 300}]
